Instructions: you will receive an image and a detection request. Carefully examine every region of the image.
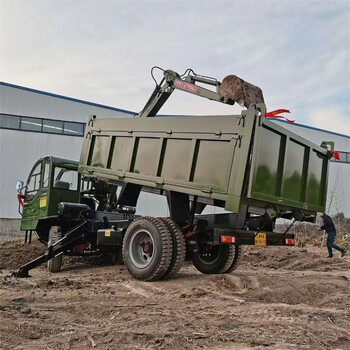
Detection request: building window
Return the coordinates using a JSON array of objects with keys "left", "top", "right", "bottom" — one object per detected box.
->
[
  {"left": 0, "top": 113, "right": 85, "bottom": 137},
  {"left": 43, "top": 119, "right": 63, "bottom": 134},
  {"left": 0, "top": 114, "right": 20, "bottom": 129},
  {"left": 21, "top": 117, "right": 42, "bottom": 132},
  {"left": 64, "top": 122, "right": 85, "bottom": 136},
  {"left": 338, "top": 152, "right": 347, "bottom": 162},
  {"left": 331, "top": 151, "right": 350, "bottom": 164}
]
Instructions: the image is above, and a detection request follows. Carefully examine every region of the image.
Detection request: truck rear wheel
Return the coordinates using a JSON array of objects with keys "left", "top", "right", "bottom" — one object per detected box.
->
[
  {"left": 47, "top": 226, "right": 63, "bottom": 273},
  {"left": 158, "top": 218, "right": 186, "bottom": 279},
  {"left": 193, "top": 234, "right": 236, "bottom": 274},
  {"left": 122, "top": 217, "right": 173, "bottom": 281},
  {"left": 224, "top": 245, "right": 242, "bottom": 273}
]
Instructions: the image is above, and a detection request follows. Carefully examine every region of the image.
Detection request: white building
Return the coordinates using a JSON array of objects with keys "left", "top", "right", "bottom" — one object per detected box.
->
[
  {"left": 0, "top": 82, "right": 349, "bottom": 239},
  {"left": 0, "top": 82, "right": 135, "bottom": 238}
]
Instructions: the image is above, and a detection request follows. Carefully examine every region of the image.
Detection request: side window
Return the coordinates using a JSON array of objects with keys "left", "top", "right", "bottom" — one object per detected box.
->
[
  {"left": 53, "top": 167, "right": 78, "bottom": 191},
  {"left": 26, "top": 162, "right": 42, "bottom": 198},
  {"left": 42, "top": 161, "right": 50, "bottom": 188}
]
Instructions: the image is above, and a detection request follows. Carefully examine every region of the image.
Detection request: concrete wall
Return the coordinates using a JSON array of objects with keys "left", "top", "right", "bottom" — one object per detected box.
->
[{"left": 0, "top": 218, "right": 22, "bottom": 241}]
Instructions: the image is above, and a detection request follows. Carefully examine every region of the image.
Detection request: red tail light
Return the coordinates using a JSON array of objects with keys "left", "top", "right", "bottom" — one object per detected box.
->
[
  {"left": 220, "top": 235, "right": 235, "bottom": 244},
  {"left": 285, "top": 238, "right": 295, "bottom": 246}
]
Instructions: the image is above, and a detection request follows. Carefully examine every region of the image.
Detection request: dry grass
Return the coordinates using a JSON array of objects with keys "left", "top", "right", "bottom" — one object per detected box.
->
[{"left": 278, "top": 213, "right": 350, "bottom": 251}]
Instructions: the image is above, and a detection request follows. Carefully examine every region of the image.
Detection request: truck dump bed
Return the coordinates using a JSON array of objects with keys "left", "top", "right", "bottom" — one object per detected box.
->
[{"left": 79, "top": 104, "right": 329, "bottom": 221}]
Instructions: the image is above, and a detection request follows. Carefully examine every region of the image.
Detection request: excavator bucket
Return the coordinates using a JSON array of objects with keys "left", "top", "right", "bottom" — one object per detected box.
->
[{"left": 218, "top": 75, "right": 264, "bottom": 108}]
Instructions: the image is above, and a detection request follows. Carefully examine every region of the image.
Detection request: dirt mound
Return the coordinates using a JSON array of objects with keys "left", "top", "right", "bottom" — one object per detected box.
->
[
  {"left": 0, "top": 242, "right": 349, "bottom": 349},
  {"left": 242, "top": 246, "right": 349, "bottom": 271},
  {"left": 0, "top": 238, "right": 115, "bottom": 272},
  {"left": 0, "top": 239, "right": 45, "bottom": 270}
]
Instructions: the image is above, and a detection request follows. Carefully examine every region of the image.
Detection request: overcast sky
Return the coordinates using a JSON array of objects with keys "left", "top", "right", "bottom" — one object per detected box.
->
[{"left": 1, "top": 0, "right": 349, "bottom": 135}]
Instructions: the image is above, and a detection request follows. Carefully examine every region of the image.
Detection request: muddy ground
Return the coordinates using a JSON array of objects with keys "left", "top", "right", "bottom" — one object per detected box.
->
[{"left": 0, "top": 239, "right": 349, "bottom": 350}]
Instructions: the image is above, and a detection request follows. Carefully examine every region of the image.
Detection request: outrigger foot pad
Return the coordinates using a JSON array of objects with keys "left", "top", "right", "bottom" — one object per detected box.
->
[{"left": 12, "top": 270, "right": 31, "bottom": 278}]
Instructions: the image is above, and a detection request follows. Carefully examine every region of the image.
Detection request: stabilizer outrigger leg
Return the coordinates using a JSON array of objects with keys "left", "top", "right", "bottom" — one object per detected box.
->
[{"left": 12, "top": 221, "right": 88, "bottom": 278}]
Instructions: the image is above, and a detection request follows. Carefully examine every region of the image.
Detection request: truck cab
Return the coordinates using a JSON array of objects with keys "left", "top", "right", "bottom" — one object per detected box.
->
[{"left": 17, "top": 156, "right": 80, "bottom": 242}]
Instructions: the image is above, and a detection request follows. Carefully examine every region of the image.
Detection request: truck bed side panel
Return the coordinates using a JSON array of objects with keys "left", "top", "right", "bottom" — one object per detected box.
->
[
  {"left": 247, "top": 118, "right": 328, "bottom": 213},
  {"left": 79, "top": 107, "right": 329, "bottom": 218},
  {"left": 80, "top": 111, "right": 256, "bottom": 212}
]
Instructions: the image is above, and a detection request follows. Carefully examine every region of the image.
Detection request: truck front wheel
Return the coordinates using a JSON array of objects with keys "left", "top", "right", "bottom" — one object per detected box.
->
[
  {"left": 193, "top": 235, "right": 237, "bottom": 274},
  {"left": 122, "top": 217, "right": 173, "bottom": 281},
  {"left": 47, "top": 226, "right": 63, "bottom": 273}
]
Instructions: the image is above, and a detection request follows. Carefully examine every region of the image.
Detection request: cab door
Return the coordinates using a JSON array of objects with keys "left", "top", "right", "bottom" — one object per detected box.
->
[
  {"left": 46, "top": 165, "right": 80, "bottom": 216},
  {"left": 21, "top": 159, "right": 45, "bottom": 230}
]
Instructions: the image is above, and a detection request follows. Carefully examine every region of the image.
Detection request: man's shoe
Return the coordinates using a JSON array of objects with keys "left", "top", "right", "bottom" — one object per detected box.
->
[
  {"left": 327, "top": 255, "right": 333, "bottom": 258},
  {"left": 341, "top": 250, "right": 346, "bottom": 257}
]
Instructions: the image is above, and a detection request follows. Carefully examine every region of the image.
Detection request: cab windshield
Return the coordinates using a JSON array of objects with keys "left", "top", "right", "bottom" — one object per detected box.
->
[{"left": 53, "top": 167, "right": 78, "bottom": 191}]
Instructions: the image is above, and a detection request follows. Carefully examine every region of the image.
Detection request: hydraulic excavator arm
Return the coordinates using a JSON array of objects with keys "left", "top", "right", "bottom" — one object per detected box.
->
[{"left": 137, "top": 67, "right": 264, "bottom": 118}]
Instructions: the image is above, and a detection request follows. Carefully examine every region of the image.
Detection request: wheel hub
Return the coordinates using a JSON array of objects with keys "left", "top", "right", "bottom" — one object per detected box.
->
[
  {"left": 128, "top": 229, "right": 155, "bottom": 269},
  {"left": 142, "top": 242, "right": 153, "bottom": 255},
  {"left": 198, "top": 238, "right": 220, "bottom": 264}
]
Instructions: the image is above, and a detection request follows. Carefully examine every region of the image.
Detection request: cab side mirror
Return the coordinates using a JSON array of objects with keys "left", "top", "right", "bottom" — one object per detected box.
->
[{"left": 16, "top": 180, "right": 24, "bottom": 191}]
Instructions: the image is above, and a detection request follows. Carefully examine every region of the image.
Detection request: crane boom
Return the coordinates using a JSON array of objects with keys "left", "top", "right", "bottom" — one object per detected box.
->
[{"left": 137, "top": 67, "right": 264, "bottom": 118}]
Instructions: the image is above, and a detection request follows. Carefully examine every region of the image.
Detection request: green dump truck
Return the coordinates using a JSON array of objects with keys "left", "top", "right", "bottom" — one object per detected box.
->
[{"left": 15, "top": 68, "right": 333, "bottom": 281}]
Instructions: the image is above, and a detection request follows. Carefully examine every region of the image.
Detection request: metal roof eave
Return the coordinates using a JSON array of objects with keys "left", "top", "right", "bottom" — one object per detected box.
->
[{"left": 0, "top": 81, "right": 136, "bottom": 116}]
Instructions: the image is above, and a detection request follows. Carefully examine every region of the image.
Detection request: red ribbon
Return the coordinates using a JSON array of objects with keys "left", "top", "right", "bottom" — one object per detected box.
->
[
  {"left": 329, "top": 150, "right": 340, "bottom": 160},
  {"left": 263, "top": 109, "right": 295, "bottom": 124},
  {"left": 17, "top": 193, "right": 24, "bottom": 207}
]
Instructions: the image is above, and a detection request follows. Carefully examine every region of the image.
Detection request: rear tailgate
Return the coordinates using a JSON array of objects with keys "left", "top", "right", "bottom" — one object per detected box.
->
[{"left": 246, "top": 118, "right": 330, "bottom": 215}]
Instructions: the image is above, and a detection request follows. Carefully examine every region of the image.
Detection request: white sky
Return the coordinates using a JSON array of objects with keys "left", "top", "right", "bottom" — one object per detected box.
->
[{"left": 1, "top": 0, "right": 349, "bottom": 135}]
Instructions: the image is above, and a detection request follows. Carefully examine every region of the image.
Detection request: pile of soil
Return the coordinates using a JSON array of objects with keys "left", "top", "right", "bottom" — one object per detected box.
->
[
  {"left": 242, "top": 245, "right": 349, "bottom": 271},
  {"left": 0, "top": 239, "right": 45, "bottom": 270},
  {"left": 1, "top": 240, "right": 349, "bottom": 349},
  {"left": 0, "top": 238, "right": 113, "bottom": 272}
]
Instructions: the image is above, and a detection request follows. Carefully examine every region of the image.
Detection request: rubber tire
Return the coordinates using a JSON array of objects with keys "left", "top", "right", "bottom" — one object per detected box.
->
[
  {"left": 47, "top": 226, "right": 63, "bottom": 273},
  {"left": 158, "top": 218, "right": 186, "bottom": 279},
  {"left": 193, "top": 244, "right": 236, "bottom": 274},
  {"left": 122, "top": 217, "right": 173, "bottom": 281},
  {"left": 224, "top": 245, "right": 242, "bottom": 273}
]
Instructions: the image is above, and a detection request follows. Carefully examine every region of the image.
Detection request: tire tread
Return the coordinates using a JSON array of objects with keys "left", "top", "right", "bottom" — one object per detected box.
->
[
  {"left": 159, "top": 218, "right": 186, "bottom": 279},
  {"left": 122, "top": 217, "right": 173, "bottom": 281}
]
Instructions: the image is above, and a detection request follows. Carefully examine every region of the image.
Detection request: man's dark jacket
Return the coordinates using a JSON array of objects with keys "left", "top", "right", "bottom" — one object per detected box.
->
[{"left": 320, "top": 214, "right": 336, "bottom": 234}]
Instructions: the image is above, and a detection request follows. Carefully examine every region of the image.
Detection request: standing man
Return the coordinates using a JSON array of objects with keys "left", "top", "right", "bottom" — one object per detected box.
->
[{"left": 319, "top": 213, "right": 346, "bottom": 258}]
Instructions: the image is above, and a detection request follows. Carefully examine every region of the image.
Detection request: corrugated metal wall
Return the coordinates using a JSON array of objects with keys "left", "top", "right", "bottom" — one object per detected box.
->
[
  {"left": 0, "top": 83, "right": 170, "bottom": 220},
  {"left": 0, "top": 83, "right": 138, "bottom": 219},
  {"left": 0, "top": 83, "right": 134, "bottom": 121},
  {"left": 0, "top": 128, "right": 170, "bottom": 219},
  {"left": 0, "top": 128, "right": 83, "bottom": 218}
]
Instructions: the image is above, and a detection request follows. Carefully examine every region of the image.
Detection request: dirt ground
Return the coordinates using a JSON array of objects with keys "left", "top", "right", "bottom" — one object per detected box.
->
[{"left": 0, "top": 239, "right": 349, "bottom": 350}]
